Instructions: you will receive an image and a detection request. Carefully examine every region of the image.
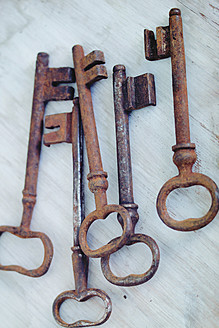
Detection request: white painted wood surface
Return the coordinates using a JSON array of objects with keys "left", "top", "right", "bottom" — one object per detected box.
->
[{"left": 0, "top": 0, "right": 218, "bottom": 327}]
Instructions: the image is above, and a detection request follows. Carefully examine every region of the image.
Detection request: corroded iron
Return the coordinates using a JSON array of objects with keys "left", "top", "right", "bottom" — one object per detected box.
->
[
  {"left": 0, "top": 53, "right": 74, "bottom": 277},
  {"left": 101, "top": 65, "right": 160, "bottom": 286},
  {"left": 145, "top": 9, "right": 219, "bottom": 231},
  {"left": 72, "top": 45, "right": 132, "bottom": 258},
  {"left": 44, "top": 98, "right": 112, "bottom": 327}
]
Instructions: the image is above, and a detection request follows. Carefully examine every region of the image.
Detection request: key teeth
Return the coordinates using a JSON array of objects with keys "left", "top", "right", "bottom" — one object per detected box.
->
[
  {"left": 60, "top": 85, "right": 75, "bottom": 101},
  {"left": 37, "top": 52, "right": 49, "bottom": 67},
  {"left": 85, "top": 65, "right": 108, "bottom": 86},
  {"left": 82, "top": 50, "right": 105, "bottom": 71},
  {"left": 44, "top": 112, "right": 72, "bottom": 146},
  {"left": 146, "top": 73, "right": 156, "bottom": 106},
  {"left": 63, "top": 67, "right": 75, "bottom": 83},
  {"left": 45, "top": 86, "right": 74, "bottom": 102},
  {"left": 156, "top": 26, "right": 170, "bottom": 59},
  {"left": 44, "top": 115, "right": 57, "bottom": 130},
  {"left": 49, "top": 67, "right": 75, "bottom": 84},
  {"left": 43, "top": 67, "right": 75, "bottom": 102},
  {"left": 144, "top": 26, "right": 170, "bottom": 61},
  {"left": 144, "top": 29, "right": 158, "bottom": 61},
  {"left": 123, "top": 73, "right": 156, "bottom": 111}
]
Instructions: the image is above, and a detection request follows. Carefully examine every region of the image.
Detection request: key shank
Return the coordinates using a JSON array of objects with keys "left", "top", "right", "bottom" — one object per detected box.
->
[
  {"left": 73, "top": 45, "right": 107, "bottom": 210},
  {"left": 23, "top": 53, "right": 74, "bottom": 229},
  {"left": 169, "top": 9, "right": 191, "bottom": 146},
  {"left": 113, "top": 65, "right": 138, "bottom": 230}
]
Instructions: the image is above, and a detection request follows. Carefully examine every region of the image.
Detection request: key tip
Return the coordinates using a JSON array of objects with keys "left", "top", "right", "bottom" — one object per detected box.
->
[
  {"left": 113, "top": 65, "right": 126, "bottom": 73},
  {"left": 37, "top": 52, "right": 49, "bottom": 66},
  {"left": 169, "top": 8, "right": 181, "bottom": 17}
]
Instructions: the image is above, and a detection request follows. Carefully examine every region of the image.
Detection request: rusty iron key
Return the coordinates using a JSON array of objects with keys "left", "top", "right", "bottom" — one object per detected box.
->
[
  {"left": 144, "top": 9, "right": 219, "bottom": 231},
  {"left": 44, "top": 98, "right": 112, "bottom": 327},
  {"left": 101, "top": 65, "right": 160, "bottom": 286},
  {"left": 72, "top": 45, "right": 132, "bottom": 258},
  {"left": 0, "top": 53, "right": 74, "bottom": 277}
]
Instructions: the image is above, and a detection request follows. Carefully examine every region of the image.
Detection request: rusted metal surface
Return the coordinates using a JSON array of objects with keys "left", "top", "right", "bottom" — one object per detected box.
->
[
  {"left": 44, "top": 98, "right": 112, "bottom": 327},
  {"left": 101, "top": 65, "right": 160, "bottom": 286},
  {"left": 145, "top": 9, "right": 219, "bottom": 231},
  {"left": 72, "top": 45, "right": 132, "bottom": 258},
  {"left": 0, "top": 53, "right": 74, "bottom": 277},
  {"left": 144, "top": 25, "right": 170, "bottom": 61}
]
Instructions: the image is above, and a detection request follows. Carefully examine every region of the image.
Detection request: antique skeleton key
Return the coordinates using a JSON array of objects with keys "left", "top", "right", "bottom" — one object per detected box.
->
[
  {"left": 72, "top": 46, "right": 132, "bottom": 258},
  {"left": 44, "top": 98, "right": 112, "bottom": 327},
  {"left": 0, "top": 53, "right": 74, "bottom": 277},
  {"left": 144, "top": 9, "right": 219, "bottom": 231},
  {"left": 101, "top": 65, "right": 160, "bottom": 286}
]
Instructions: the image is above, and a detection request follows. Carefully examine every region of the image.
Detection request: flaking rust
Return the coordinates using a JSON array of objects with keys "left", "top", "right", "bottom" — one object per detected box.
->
[
  {"left": 145, "top": 8, "right": 219, "bottom": 231},
  {"left": 0, "top": 53, "right": 74, "bottom": 277}
]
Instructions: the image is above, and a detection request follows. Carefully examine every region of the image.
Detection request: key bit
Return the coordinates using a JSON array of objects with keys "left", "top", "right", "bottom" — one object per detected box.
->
[
  {"left": 80, "top": 49, "right": 108, "bottom": 87},
  {"left": 84, "top": 64, "right": 108, "bottom": 86},
  {"left": 144, "top": 25, "right": 170, "bottom": 60},
  {"left": 44, "top": 112, "right": 72, "bottom": 145},
  {"left": 47, "top": 66, "right": 75, "bottom": 84},
  {"left": 40, "top": 56, "right": 74, "bottom": 101},
  {"left": 82, "top": 50, "right": 105, "bottom": 70},
  {"left": 80, "top": 49, "right": 108, "bottom": 86},
  {"left": 122, "top": 72, "right": 156, "bottom": 111}
]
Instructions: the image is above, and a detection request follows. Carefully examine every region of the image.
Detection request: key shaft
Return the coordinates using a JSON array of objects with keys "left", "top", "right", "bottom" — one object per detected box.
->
[{"left": 169, "top": 9, "right": 190, "bottom": 146}]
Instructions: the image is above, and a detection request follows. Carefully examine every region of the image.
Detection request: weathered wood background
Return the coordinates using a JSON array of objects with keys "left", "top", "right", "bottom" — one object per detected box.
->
[{"left": 0, "top": 0, "right": 218, "bottom": 327}]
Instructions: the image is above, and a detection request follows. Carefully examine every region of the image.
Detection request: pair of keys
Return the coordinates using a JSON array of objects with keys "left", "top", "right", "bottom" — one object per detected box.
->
[{"left": 0, "top": 8, "right": 218, "bottom": 327}]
